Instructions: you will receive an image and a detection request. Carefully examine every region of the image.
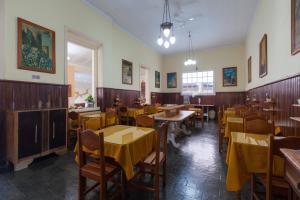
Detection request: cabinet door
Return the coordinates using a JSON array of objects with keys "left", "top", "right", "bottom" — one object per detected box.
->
[
  {"left": 49, "top": 110, "right": 66, "bottom": 149},
  {"left": 18, "top": 111, "right": 42, "bottom": 159}
]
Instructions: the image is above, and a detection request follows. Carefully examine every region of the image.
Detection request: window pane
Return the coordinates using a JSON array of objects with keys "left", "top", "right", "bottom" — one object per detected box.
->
[
  {"left": 208, "top": 71, "right": 213, "bottom": 76},
  {"left": 183, "top": 73, "right": 187, "bottom": 78},
  {"left": 188, "top": 73, "right": 192, "bottom": 78},
  {"left": 203, "top": 77, "right": 208, "bottom": 82},
  {"left": 203, "top": 71, "right": 208, "bottom": 77},
  {"left": 208, "top": 77, "right": 213, "bottom": 83}
]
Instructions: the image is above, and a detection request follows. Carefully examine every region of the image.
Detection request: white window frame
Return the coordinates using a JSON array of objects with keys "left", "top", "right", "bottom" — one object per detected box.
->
[{"left": 181, "top": 70, "right": 215, "bottom": 96}]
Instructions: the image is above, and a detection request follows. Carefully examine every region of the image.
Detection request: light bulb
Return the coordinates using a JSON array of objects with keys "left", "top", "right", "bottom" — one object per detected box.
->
[
  {"left": 157, "top": 37, "right": 163, "bottom": 46},
  {"left": 169, "top": 35, "right": 176, "bottom": 44},
  {"left": 164, "top": 41, "right": 170, "bottom": 48},
  {"left": 163, "top": 28, "right": 171, "bottom": 37}
]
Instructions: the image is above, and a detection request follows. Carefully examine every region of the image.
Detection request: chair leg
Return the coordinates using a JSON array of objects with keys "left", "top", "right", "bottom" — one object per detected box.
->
[
  {"left": 78, "top": 175, "right": 86, "bottom": 200},
  {"left": 250, "top": 175, "right": 255, "bottom": 200},
  {"left": 163, "top": 161, "right": 166, "bottom": 187},
  {"left": 155, "top": 173, "right": 160, "bottom": 200},
  {"left": 100, "top": 180, "right": 106, "bottom": 200}
]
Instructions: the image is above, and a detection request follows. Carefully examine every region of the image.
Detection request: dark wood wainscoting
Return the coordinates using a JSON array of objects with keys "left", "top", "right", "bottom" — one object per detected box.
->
[
  {"left": 0, "top": 80, "right": 68, "bottom": 163},
  {"left": 151, "top": 92, "right": 246, "bottom": 108},
  {"left": 97, "top": 87, "right": 140, "bottom": 111},
  {"left": 247, "top": 74, "right": 300, "bottom": 136}
]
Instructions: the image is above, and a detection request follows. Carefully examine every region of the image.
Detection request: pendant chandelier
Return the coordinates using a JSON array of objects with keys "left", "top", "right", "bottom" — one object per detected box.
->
[
  {"left": 184, "top": 31, "right": 197, "bottom": 66},
  {"left": 157, "top": 0, "right": 176, "bottom": 48}
]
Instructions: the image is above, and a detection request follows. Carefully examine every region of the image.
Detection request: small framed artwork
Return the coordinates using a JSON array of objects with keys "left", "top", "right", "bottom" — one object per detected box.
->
[
  {"left": 292, "top": 0, "right": 300, "bottom": 55},
  {"left": 248, "top": 56, "right": 252, "bottom": 83},
  {"left": 155, "top": 71, "right": 160, "bottom": 88},
  {"left": 223, "top": 67, "right": 237, "bottom": 87},
  {"left": 167, "top": 72, "right": 177, "bottom": 88},
  {"left": 18, "top": 18, "right": 56, "bottom": 74},
  {"left": 259, "top": 34, "right": 268, "bottom": 78},
  {"left": 122, "top": 59, "right": 133, "bottom": 85}
]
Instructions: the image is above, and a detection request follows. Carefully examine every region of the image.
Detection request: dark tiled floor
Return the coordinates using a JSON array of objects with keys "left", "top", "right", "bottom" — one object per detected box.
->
[{"left": 0, "top": 122, "right": 251, "bottom": 200}]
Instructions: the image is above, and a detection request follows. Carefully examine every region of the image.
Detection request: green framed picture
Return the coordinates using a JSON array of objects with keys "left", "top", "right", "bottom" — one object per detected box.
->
[
  {"left": 167, "top": 72, "right": 177, "bottom": 88},
  {"left": 155, "top": 71, "right": 160, "bottom": 88},
  {"left": 18, "top": 18, "right": 56, "bottom": 74}
]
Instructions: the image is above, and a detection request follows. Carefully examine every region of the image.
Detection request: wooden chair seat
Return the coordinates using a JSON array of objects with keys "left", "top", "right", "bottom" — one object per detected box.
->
[
  {"left": 142, "top": 152, "right": 165, "bottom": 166},
  {"left": 81, "top": 161, "right": 120, "bottom": 180},
  {"left": 255, "top": 174, "right": 290, "bottom": 189}
]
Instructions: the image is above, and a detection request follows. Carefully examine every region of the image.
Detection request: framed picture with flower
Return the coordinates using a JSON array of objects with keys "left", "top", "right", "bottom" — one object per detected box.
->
[{"left": 18, "top": 18, "right": 56, "bottom": 73}]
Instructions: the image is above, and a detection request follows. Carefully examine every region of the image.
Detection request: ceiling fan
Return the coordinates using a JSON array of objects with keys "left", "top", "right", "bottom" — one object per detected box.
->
[{"left": 171, "top": 0, "right": 202, "bottom": 30}]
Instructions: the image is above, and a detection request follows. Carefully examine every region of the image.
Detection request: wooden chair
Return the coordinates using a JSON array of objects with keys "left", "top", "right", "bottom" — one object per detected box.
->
[
  {"left": 105, "top": 109, "right": 117, "bottom": 127},
  {"left": 194, "top": 109, "right": 204, "bottom": 128},
  {"left": 129, "top": 123, "right": 168, "bottom": 200},
  {"left": 77, "top": 130, "right": 124, "bottom": 200},
  {"left": 83, "top": 118, "right": 102, "bottom": 131},
  {"left": 136, "top": 115, "right": 155, "bottom": 128},
  {"left": 251, "top": 136, "right": 300, "bottom": 200},
  {"left": 244, "top": 115, "right": 274, "bottom": 134},
  {"left": 218, "top": 108, "right": 225, "bottom": 153},
  {"left": 118, "top": 106, "right": 129, "bottom": 125},
  {"left": 67, "top": 111, "right": 80, "bottom": 148}
]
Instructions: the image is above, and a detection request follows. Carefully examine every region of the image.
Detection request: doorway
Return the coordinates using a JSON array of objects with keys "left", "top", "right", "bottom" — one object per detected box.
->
[{"left": 140, "top": 67, "right": 150, "bottom": 104}]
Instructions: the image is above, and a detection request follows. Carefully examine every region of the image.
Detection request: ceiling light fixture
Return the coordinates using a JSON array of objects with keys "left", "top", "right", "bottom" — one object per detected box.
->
[
  {"left": 184, "top": 31, "right": 197, "bottom": 66},
  {"left": 157, "top": 0, "right": 176, "bottom": 48}
]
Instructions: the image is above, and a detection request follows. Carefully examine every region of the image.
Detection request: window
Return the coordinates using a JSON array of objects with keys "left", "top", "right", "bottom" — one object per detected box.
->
[{"left": 182, "top": 71, "right": 214, "bottom": 96}]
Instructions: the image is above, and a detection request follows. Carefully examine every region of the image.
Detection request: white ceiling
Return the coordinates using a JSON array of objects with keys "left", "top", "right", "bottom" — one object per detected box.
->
[
  {"left": 83, "top": 0, "right": 260, "bottom": 54},
  {"left": 68, "top": 42, "right": 93, "bottom": 70}
]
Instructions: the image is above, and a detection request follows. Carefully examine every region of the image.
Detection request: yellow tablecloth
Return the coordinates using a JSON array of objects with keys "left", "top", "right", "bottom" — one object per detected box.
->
[
  {"left": 74, "top": 125, "right": 155, "bottom": 180},
  {"left": 226, "top": 132, "right": 284, "bottom": 191},
  {"left": 189, "top": 108, "right": 203, "bottom": 113},
  {"left": 127, "top": 108, "right": 145, "bottom": 118},
  {"left": 224, "top": 117, "right": 244, "bottom": 138},
  {"left": 222, "top": 110, "right": 236, "bottom": 124}
]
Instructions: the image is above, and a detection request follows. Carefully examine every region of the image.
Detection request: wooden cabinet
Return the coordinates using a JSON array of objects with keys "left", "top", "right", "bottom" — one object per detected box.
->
[
  {"left": 49, "top": 110, "right": 66, "bottom": 149},
  {"left": 6, "top": 109, "right": 67, "bottom": 170},
  {"left": 18, "top": 111, "right": 42, "bottom": 159}
]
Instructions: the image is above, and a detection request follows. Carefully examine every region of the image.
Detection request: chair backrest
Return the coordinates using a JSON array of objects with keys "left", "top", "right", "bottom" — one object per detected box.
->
[
  {"left": 68, "top": 111, "right": 79, "bottom": 120},
  {"left": 266, "top": 136, "right": 300, "bottom": 200},
  {"left": 244, "top": 115, "right": 273, "bottom": 134},
  {"left": 154, "top": 123, "right": 168, "bottom": 168},
  {"left": 218, "top": 108, "right": 223, "bottom": 127},
  {"left": 77, "top": 130, "right": 105, "bottom": 169},
  {"left": 119, "top": 106, "right": 128, "bottom": 113},
  {"left": 136, "top": 115, "right": 155, "bottom": 128},
  {"left": 105, "top": 109, "right": 117, "bottom": 127},
  {"left": 83, "top": 118, "right": 102, "bottom": 131}
]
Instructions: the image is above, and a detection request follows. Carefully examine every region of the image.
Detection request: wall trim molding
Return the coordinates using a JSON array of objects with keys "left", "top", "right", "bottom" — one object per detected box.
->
[
  {"left": 247, "top": 73, "right": 300, "bottom": 91},
  {"left": 0, "top": 79, "right": 68, "bottom": 87}
]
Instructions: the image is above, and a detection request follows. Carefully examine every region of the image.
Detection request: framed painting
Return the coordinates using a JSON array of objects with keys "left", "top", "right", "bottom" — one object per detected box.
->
[
  {"left": 248, "top": 56, "right": 252, "bottom": 83},
  {"left": 122, "top": 59, "right": 133, "bottom": 85},
  {"left": 259, "top": 34, "right": 268, "bottom": 78},
  {"left": 223, "top": 67, "right": 237, "bottom": 87},
  {"left": 167, "top": 72, "right": 177, "bottom": 88},
  {"left": 292, "top": 0, "right": 300, "bottom": 55},
  {"left": 155, "top": 71, "right": 160, "bottom": 88},
  {"left": 18, "top": 18, "right": 56, "bottom": 74}
]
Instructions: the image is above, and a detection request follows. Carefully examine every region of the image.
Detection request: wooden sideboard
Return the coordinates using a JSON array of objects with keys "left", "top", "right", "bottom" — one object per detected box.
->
[
  {"left": 281, "top": 148, "right": 300, "bottom": 198},
  {"left": 6, "top": 108, "right": 67, "bottom": 170}
]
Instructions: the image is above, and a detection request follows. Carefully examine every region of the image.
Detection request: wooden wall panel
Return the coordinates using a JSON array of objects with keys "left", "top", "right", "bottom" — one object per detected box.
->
[
  {"left": 0, "top": 80, "right": 68, "bottom": 163},
  {"left": 97, "top": 87, "right": 140, "bottom": 111},
  {"left": 150, "top": 92, "right": 246, "bottom": 108},
  {"left": 247, "top": 75, "right": 300, "bottom": 136}
]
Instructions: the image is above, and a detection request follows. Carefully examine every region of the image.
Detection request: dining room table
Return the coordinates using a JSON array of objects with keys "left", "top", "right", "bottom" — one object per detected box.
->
[
  {"left": 226, "top": 131, "right": 285, "bottom": 192},
  {"left": 224, "top": 117, "right": 244, "bottom": 138},
  {"left": 74, "top": 125, "right": 156, "bottom": 180},
  {"left": 149, "top": 110, "right": 195, "bottom": 148}
]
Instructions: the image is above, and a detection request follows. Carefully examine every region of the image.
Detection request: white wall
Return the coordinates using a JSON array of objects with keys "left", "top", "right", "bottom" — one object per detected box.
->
[
  {"left": 0, "top": 0, "right": 5, "bottom": 79},
  {"left": 162, "top": 44, "right": 246, "bottom": 93},
  {"left": 3, "top": 0, "right": 163, "bottom": 92},
  {"left": 246, "top": 0, "right": 300, "bottom": 90}
]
